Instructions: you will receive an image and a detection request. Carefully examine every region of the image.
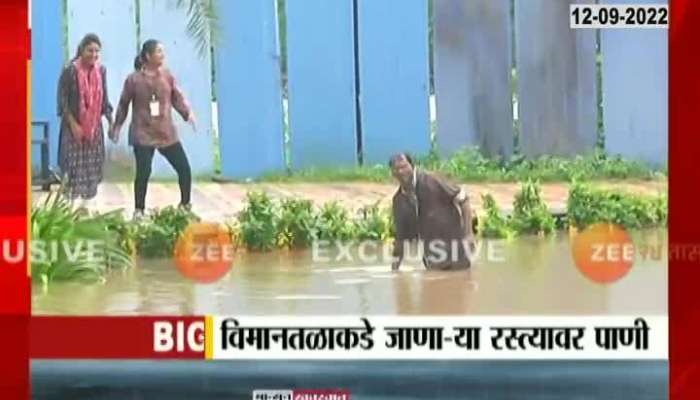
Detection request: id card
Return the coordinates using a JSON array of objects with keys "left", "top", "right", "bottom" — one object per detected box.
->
[{"left": 150, "top": 100, "right": 160, "bottom": 117}]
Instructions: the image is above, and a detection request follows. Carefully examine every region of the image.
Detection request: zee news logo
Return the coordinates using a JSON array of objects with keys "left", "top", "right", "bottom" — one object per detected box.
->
[
  {"left": 572, "top": 223, "right": 665, "bottom": 284},
  {"left": 253, "top": 389, "right": 351, "bottom": 400}
]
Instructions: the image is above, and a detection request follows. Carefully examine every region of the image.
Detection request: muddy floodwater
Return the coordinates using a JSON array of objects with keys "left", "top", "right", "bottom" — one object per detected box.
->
[{"left": 32, "top": 230, "right": 667, "bottom": 316}]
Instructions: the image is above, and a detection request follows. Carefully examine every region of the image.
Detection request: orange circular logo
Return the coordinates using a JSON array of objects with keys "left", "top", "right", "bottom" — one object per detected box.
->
[
  {"left": 572, "top": 223, "right": 634, "bottom": 284},
  {"left": 174, "top": 222, "right": 234, "bottom": 283}
]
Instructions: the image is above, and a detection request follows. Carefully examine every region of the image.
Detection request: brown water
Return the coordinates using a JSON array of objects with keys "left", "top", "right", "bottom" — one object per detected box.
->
[{"left": 32, "top": 230, "right": 667, "bottom": 316}]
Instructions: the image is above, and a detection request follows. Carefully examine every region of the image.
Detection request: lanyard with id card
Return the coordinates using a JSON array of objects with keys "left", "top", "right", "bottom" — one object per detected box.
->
[{"left": 149, "top": 93, "right": 160, "bottom": 117}]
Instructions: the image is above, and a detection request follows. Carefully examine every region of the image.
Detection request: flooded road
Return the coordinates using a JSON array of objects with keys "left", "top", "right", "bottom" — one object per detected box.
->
[{"left": 32, "top": 230, "right": 667, "bottom": 316}]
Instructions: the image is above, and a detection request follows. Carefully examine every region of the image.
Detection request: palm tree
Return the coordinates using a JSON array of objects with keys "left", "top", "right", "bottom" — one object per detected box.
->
[{"left": 174, "top": 0, "right": 219, "bottom": 57}]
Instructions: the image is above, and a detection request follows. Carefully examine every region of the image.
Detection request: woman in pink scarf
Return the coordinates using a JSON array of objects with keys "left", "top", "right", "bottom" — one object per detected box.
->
[{"left": 57, "top": 33, "right": 113, "bottom": 209}]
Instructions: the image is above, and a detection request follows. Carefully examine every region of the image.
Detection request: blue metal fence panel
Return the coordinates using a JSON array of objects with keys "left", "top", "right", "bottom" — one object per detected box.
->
[
  {"left": 357, "top": 0, "right": 430, "bottom": 165},
  {"left": 139, "top": 0, "right": 214, "bottom": 177},
  {"left": 46, "top": 0, "right": 649, "bottom": 179},
  {"left": 216, "top": 0, "right": 285, "bottom": 180},
  {"left": 433, "top": 0, "right": 513, "bottom": 158},
  {"left": 66, "top": 0, "right": 138, "bottom": 178},
  {"left": 601, "top": 0, "right": 668, "bottom": 167},
  {"left": 286, "top": 0, "right": 357, "bottom": 169},
  {"left": 516, "top": 0, "right": 597, "bottom": 157},
  {"left": 31, "top": 0, "right": 64, "bottom": 169},
  {"left": 31, "top": 125, "right": 44, "bottom": 173}
]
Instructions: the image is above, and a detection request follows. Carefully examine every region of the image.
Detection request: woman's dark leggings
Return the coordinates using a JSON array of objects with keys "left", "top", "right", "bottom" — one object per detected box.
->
[{"left": 133, "top": 142, "right": 191, "bottom": 211}]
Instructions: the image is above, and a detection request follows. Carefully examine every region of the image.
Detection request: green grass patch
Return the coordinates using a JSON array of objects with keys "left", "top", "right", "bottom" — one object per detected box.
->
[{"left": 258, "top": 148, "right": 664, "bottom": 184}]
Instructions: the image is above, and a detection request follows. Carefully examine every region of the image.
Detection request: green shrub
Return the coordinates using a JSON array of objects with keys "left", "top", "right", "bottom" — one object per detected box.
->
[
  {"left": 135, "top": 206, "right": 200, "bottom": 258},
  {"left": 31, "top": 192, "right": 133, "bottom": 285},
  {"left": 277, "top": 198, "right": 319, "bottom": 248},
  {"left": 237, "top": 191, "right": 279, "bottom": 251},
  {"left": 317, "top": 201, "right": 355, "bottom": 241},
  {"left": 567, "top": 181, "right": 667, "bottom": 230},
  {"left": 101, "top": 209, "right": 137, "bottom": 257},
  {"left": 511, "top": 180, "right": 557, "bottom": 235},
  {"left": 479, "top": 193, "right": 516, "bottom": 239},
  {"left": 33, "top": 178, "right": 670, "bottom": 285},
  {"left": 353, "top": 202, "right": 393, "bottom": 241}
]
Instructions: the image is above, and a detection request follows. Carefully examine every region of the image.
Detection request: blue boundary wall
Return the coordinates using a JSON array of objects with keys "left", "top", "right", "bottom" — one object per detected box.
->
[
  {"left": 601, "top": 0, "right": 668, "bottom": 167},
  {"left": 357, "top": 0, "right": 430, "bottom": 165},
  {"left": 66, "top": 0, "right": 138, "bottom": 177},
  {"left": 31, "top": 0, "right": 64, "bottom": 169},
  {"left": 31, "top": 0, "right": 667, "bottom": 181},
  {"left": 216, "top": 0, "right": 286, "bottom": 180},
  {"left": 434, "top": 0, "right": 514, "bottom": 158},
  {"left": 516, "top": 0, "right": 597, "bottom": 157},
  {"left": 140, "top": 0, "right": 214, "bottom": 177},
  {"left": 286, "top": 0, "right": 358, "bottom": 169}
]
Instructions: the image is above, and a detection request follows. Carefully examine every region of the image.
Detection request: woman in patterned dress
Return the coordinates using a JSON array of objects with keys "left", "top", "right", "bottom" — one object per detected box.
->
[{"left": 56, "top": 33, "right": 113, "bottom": 209}]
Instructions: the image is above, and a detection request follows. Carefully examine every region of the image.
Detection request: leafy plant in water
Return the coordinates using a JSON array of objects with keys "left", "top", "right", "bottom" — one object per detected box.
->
[
  {"left": 511, "top": 180, "right": 556, "bottom": 235},
  {"left": 567, "top": 181, "right": 667, "bottom": 230},
  {"left": 101, "top": 210, "right": 137, "bottom": 257},
  {"left": 31, "top": 192, "right": 133, "bottom": 285},
  {"left": 237, "top": 191, "right": 279, "bottom": 251},
  {"left": 317, "top": 201, "right": 355, "bottom": 241},
  {"left": 479, "top": 193, "right": 516, "bottom": 239},
  {"left": 277, "top": 198, "right": 319, "bottom": 248},
  {"left": 353, "top": 202, "right": 393, "bottom": 241},
  {"left": 135, "top": 206, "right": 200, "bottom": 258}
]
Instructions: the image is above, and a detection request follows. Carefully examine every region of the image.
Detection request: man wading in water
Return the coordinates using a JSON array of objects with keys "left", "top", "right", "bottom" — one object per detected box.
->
[{"left": 389, "top": 153, "right": 476, "bottom": 271}]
